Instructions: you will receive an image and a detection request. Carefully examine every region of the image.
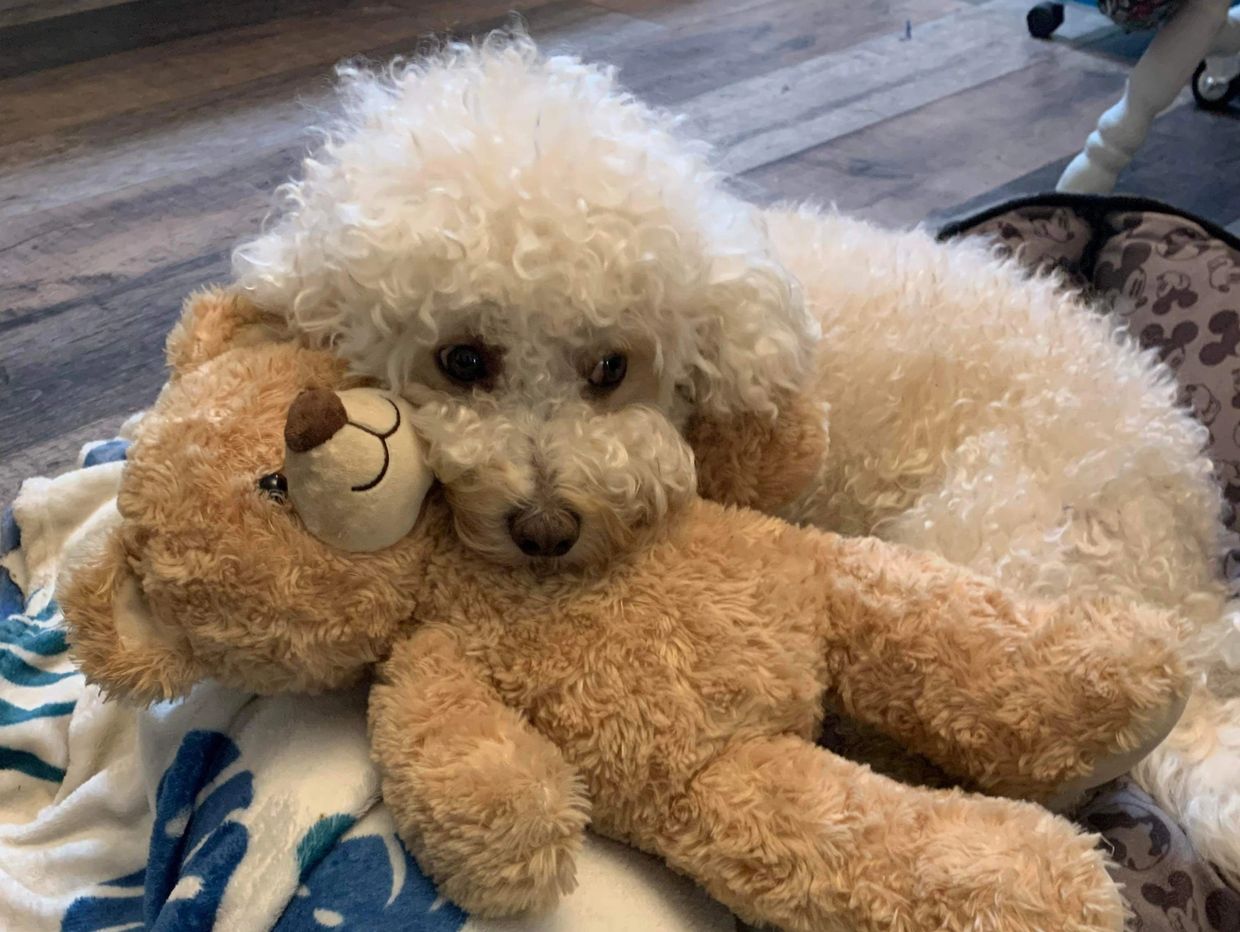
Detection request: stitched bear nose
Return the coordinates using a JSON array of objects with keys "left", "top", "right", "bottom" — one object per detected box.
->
[
  {"left": 507, "top": 506, "right": 581, "bottom": 558},
  {"left": 285, "top": 389, "right": 348, "bottom": 453}
]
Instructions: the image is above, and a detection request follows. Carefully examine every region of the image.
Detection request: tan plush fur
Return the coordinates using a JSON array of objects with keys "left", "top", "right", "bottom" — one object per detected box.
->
[{"left": 59, "top": 293, "right": 1194, "bottom": 930}]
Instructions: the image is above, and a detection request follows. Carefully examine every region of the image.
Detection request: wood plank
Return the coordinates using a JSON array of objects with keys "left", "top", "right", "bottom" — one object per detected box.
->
[
  {"left": 0, "top": 0, "right": 956, "bottom": 223},
  {"left": 0, "top": 0, "right": 548, "bottom": 144},
  {"left": 588, "top": 0, "right": 965, "bottom": 106},
  {"left": 1, "top": 76, "right": 341, "bottom": 222},
  {"left": 0, "top": 0, "right": 360, "bottom": 79},
  {"left": 677, "top": 0, "right": 1114, "bottom": 174},
  {"left": 0, "top": 413, "right": 132, "bottom": 506},
  {"left": 0, "top": 146, "right": 299, "bottom": 324},
  {"left": 0, "top": 0, "right": 130, "bottom": 29},
  {"left": 0, "top": 2, "right": 643, "bottom": 222},
  {"left": 0, "top": 252, "right": 227, "bottom": 489},
  {"left": 738, "top": 54, "right": 1130, "bottom": 228}
]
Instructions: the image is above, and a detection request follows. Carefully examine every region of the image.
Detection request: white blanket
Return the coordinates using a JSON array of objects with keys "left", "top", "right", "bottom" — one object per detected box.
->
[{"left": 0, "top": 442, "right": 734, "bottom": 931}]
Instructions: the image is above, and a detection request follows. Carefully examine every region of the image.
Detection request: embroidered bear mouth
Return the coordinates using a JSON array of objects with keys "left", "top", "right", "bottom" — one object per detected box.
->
[{"left": 350, "top": 398, "right": 402, "bottom": 493}]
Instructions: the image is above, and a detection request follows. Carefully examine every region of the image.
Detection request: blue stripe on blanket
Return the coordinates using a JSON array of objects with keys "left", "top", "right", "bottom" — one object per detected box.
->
[
  {"left": 61, "top": 871, "right": 148, "bottom": 932},
  {"left": 0, "top": 505, "right": 19, "bottom": 555},
  {"left": 0, "top": 698, "right": 76, "bottom": 725},
  {"left": 297, "top": 814, "right": 357, "bottom": 882},
  {"left": 0, "top": 648, "right": 77, "bottom": 687},
  {"left": 145, "top": 731, "right": 251, "bottom": 929},
  {"left": 0, "top": 616, "right": 68, "bottom": 655},
  {"left": 0, "top": 746, "right": 66, "bottom": 782},
  {"left": 0, "top": 575, "right": 21, "bottom": 621}
]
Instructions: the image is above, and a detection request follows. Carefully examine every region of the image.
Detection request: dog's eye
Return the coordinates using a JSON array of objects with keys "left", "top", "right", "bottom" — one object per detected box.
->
[
  {"left": 258, "top": 472, "right": 288, "bottom": 503},
  {"left": 588, "top": 353, "right": 627, "bottom": 391},
  {"left": 437, "top": 344, "right": 490, "bottom": 385}
]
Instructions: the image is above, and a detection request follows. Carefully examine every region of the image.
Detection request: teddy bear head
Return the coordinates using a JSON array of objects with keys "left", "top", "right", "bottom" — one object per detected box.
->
[{"left": 60, "top": 289, "right": 442, "bottom": 704}]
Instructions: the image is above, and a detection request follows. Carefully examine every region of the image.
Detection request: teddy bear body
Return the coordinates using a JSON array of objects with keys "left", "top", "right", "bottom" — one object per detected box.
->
[
  {"left": 376, "top": 495, "right": 1182, "bottom": 932},
  {"left": 405, "top": 499, "right": 831, "bottom": 832},
  {"left": 62, "top": 291, "right": 1191, "bottom": 932}
]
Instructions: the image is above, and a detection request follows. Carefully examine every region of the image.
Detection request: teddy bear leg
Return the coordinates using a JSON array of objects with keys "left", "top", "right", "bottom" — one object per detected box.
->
[
  {"left": 369, "top": 630, "right": 590, "bottom": 917},
  {"left": 656, "top": 735, "right": 1124, "bottom": 932}
]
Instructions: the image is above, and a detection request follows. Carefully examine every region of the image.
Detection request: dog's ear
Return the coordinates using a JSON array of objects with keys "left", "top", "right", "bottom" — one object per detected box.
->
[
  {"left": 688, "top": 257, "right": 818, "bottom": 419},
  {"left": 165, "top": 286, "right": 288, "bottom": 378},
  {"left": 60, "top": 524, "right": 204, "bottom": 705}
]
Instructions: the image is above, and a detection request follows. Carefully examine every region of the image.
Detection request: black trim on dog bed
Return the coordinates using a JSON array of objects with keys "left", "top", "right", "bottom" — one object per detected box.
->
[
  {"left": 938, "top": 192, "right": 1240, "bottom": 251},
  {"left": 937, "top": 193, "right": 1240, "bottom": 286}
]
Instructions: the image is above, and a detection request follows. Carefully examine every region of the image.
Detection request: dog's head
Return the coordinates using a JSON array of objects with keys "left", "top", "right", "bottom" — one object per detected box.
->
[
  {"left": 59, "top": 290, "right": 441, "bottom": 703},
  {"left": 233, "top": 34, "right": 816, "bottom": 567}
]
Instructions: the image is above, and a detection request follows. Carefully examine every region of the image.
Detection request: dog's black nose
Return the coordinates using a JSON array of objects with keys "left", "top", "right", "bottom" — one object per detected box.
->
[{"left": 508, "top": 506, "right": 581, "bottom": 558}]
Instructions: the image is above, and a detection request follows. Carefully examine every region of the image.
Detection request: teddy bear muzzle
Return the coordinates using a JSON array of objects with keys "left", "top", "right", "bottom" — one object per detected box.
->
[{"left": 282, "top": 388, "right": 434, "bottom": 553}]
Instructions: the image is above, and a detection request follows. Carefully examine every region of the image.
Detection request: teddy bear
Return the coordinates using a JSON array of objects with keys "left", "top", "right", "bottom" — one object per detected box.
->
[{"left": 60, "top": 289, "right": 1190, "bottom": 931}]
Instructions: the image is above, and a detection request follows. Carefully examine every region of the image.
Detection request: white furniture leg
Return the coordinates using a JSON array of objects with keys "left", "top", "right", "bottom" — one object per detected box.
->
[
  {"left": 1203, "top": 9, "right": 1240, "bottom": 85},
  {"left": 1058, "top": 0, "right": 1232, "bottom": 194}
]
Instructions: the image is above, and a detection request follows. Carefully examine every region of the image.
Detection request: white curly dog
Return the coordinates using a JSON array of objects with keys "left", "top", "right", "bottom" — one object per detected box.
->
[{"left": 233, "top": 35, "right": 1240, "bottom": 882}]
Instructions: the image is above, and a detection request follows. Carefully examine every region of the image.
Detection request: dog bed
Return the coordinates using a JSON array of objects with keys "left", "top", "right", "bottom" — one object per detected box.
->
[{"left": 941, "top": 192, "right": 1240, "bottom": 930}]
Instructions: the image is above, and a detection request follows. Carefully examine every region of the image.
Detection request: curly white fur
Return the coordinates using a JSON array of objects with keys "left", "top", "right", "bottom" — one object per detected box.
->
[
  {"left": 234, "top": 33, "right": 1240, "bottom": 882},
  {"left": 234, "top": 32, "right": 813, "bottom": 566}
]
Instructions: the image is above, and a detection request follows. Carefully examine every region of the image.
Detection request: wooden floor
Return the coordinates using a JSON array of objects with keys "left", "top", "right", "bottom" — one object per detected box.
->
[{"left": 3, "top": 0, "right": 1240, "bottom": 500}]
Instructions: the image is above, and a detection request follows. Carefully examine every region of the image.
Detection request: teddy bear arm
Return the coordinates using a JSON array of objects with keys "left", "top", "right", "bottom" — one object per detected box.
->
[
  {"left": 653, "top": 734, "right": 1122, "bottom": 932},
  {"left": 821, "top": 536, "right": 1187, "bottom": 801},
  {"left": 369, "top": 627, "right": 590, "bottom": 918}
]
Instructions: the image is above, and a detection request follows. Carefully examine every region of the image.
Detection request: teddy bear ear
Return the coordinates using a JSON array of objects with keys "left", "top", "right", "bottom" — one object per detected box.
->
[
  {"left": 164, "top": 286, "right": 289, "bottom": 378},
  {"left": 688, "top": 392, "right": 829, "bottom": 514},
  {"left": 59, "top": 523, "right": 204, "bottom": 705}
]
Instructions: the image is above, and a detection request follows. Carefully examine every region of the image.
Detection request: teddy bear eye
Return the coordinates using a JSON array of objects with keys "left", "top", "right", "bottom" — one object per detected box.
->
[{"left": 258, "top": 472, "right": 288, "bottom": 503}]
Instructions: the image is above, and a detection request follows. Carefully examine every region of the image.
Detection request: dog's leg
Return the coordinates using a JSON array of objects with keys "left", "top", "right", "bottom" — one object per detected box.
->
[{"left": 1131, "top": 688, "right": 1240, "bottom": 888}]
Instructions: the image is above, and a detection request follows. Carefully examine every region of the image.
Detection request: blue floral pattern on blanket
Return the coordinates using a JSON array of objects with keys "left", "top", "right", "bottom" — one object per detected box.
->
[
  {"left": 62, "top": 731, "right": 252, "bottom": 932},
  {"left": 276, "top": 826, "right": 467, "bottom": 931}
]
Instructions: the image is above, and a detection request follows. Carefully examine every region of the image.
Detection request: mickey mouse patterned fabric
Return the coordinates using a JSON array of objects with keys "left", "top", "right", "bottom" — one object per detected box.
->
[
  {"left": 942, "top": 193, "right": 1240, "bottom": 931},
  {"left": 1078, "top": 778, "right": 1240, "bottom": 931}
]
